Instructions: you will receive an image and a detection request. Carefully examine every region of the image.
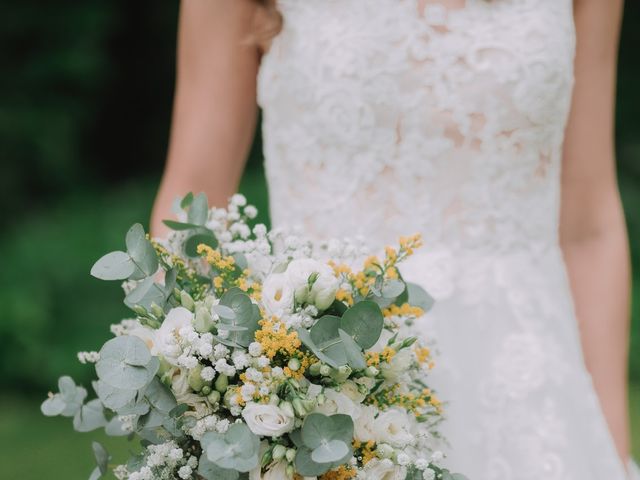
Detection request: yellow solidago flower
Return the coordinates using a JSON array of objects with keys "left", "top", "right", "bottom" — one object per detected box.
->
[
  {"left": 254, "top": 317, "right": 301, "bottom": 359},
  {"left": 319, "top": 465, "right": 357, "bottom": 480},
  {"left": 353, "top": 440, "right": 377, "bottom": 466},
  {"left": 415, "top": 346, "right": 431, "bottom": 365},
  {"left": 382, "top": 303, "right": 424, "bottom": 319},
  {"left": 381, "top": 346, "right": 396, "bottom": 363},
  {"left": 335, "top": 288, "right": 354, "bottom": 306}
]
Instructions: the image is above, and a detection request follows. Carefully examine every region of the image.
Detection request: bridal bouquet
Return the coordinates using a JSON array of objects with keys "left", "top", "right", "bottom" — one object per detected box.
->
[{"left": 42, "top": 193, "right": 465, "bottom": 480}]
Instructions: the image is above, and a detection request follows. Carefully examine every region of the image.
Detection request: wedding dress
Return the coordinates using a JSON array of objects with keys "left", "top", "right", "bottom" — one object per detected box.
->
[{"left": 256, "top": 0, "right": 635, "bottom": 478}]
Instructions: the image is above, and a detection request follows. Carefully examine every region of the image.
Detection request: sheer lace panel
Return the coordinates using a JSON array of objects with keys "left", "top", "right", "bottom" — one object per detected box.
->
[{"left": 258, "top": 0, "right": 576, "bottom": 253}]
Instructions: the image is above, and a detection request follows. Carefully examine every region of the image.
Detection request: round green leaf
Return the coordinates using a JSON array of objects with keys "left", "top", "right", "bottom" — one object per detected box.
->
[
  {"left": 73, "top": 399, "right": 108, "bottom": 432},
  {"left": 41, "top": 395, "right": 66, "bottom": 416},
  {"left": 340, "top": 301, "right": 384, "bottom": 349},
  {"left": 311, "top": 439, "right": 349, "bottom": 464},
  {"left": 406, "top": 282, "right": 435, "bottom": 313},
  {"left": 185, "top": 233, "right": 218, "bottom": 258},
  {"left": 91, "top": 251, "right": 135, "bottom": 281},
  {"left": 100, "top": 335, "right": 151, "bottom": 367}
]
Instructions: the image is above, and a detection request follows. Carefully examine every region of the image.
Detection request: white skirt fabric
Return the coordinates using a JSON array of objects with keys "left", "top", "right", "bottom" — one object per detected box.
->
[{"left": 398, "top": 246, "right": 635, "bottom": 479}]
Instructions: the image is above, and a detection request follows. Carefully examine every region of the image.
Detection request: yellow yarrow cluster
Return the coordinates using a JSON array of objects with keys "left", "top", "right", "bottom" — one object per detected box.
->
[
  {"left": 255, "top": 317, "right": 301, "bottom": 359},
  {"left": 398, "top": 233, "right": 423, "bottom": 256},
  {"left": 353, "top": 440, "right": 377, "bottom": 466},
  {"left": 319, "top": 465, "right": 357, "bottom": 480},
  {"left": 370, "top": 385, "right": 442, "bottom": 415},
  {"left": 365, "top": 345, "right": 396, "bottom": 367},
  {"left": 283, "top": 353, "right": 313, "bottom": 381},
  {"left": 414, "top": 346, "right": 434, "bottom": 369},
  {"left": 198, "top": 244, "right": 235, "bottom": 270},
  {"left": 382, "top": 302, "right": 424, "bottom": 319},
  {"left": 198, "top": 244, "right": 261, "bottom": 296}
]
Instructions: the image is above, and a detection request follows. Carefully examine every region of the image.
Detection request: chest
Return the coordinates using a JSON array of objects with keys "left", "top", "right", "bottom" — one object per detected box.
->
[{"left": 259, "top": 0, "right": 575, "bottom": 119}]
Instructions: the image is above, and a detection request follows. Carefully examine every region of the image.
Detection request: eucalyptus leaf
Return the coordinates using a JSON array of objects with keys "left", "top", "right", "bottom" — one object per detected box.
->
[
  {"left": 212, "top": 304, "right": 236, "bottom": 321},
  {"left": 311, "top": 439, "right": 349, "bottom": 464},
  {"left": 90, "top": 251, "right": 135, "bottom": 281},
  {"left": 96, "top": 336, "right": 155, "bottom": 390},
  {"left": 92, "top": 441, "right": 110, "bottom": 475},
  {"left": 180, "top": 192, "right": 194, "bottom": 209},
  {"left": 218, "top": 288, "right": 260, "bottom": 347},
  {"left": 126, "top": 223, "right": 158, "bottom": 279},
  {"left": 101, "top": 335, "right": 151, "bottom": 367},
  {"left": 338, "top": 329, "right": 367, "bottom": 370},
  {"left": 185, "top": 232, "right": 218, "bottom": 258},
  {"left": 144, "top": 377, "right": 177, "bottom": 414},
  {"left": 406, "top": 282, "right": 435, "bottom": 313},
  {"left": 94, "top": 380, "right": 137, "bottom": 411},
  {"left": 88, "top": 466, "right": 102, "bottom": 480},
  {"left": 198, "top": 455, "right": 239, "bottom": 480},
  {"left": 41, "top": 395, "right": 66, "bottom": 416},
  {"left": 294, "top": 447, "right": 334, "bottom": 477},
  {"left": 125, "top": 276, "right": 168, "bottom": 311},
  {"left": 232, "top": 253, "right": 248, "bottom": 270},
  {"left": 381, "top": 279, "right": 406, "bottom": 298},
  {"left": 301, "top": 413, "right": 354, "bottom": 450},
  {"left": 340, "top": 301, "right": 384, "bottom": 349},
  {"left": 162, "top": 220, "right": 205, "bottom": 231},
  {"left": 187, "top": 192, "right": 209, "bottom": 226},
  {"left": 73, "top": 399, "right": 108, "bottom": 432},
  {"left": 169, "top": 404, "right": 189, "bottom": 419},
  {"left": 41, "top": 376, "right": 87, "bottom": 418},
  {"left": 203, "top": 423, "right": 260, "bottom": 473},
  {"left": 104, "top": 416, "right": 130, "bottom": 436}
]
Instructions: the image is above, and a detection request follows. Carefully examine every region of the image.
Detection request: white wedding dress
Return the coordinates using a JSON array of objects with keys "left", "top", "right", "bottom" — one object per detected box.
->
[{"left": 256, "top": 0, "right": 636, "bottom": 478}]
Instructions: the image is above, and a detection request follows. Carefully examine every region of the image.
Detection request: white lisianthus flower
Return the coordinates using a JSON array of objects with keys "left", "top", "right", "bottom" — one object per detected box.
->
[
  {"left": 242, "top": 403, "right": 295, "bottom": 437},
  {"left": 373, "top": 408, "right": 414, "bottom": 447},
  {"left": 354, "top": 405, "right": 377, "bottom": 442},
  {"left": 285, "top": 258, "right": 339, "bottom": 310},
  {"left": 156, "top": 307, "right": 194, "bottom": 365},
  {"left": 381, "top": 348, "right": 413, "bottom": 381},
  {"left": 261, "top": 272, "right": 295, "bottom": 317},
  {"left": 361, "top": 458, "right": 407, "bottom": 480}
]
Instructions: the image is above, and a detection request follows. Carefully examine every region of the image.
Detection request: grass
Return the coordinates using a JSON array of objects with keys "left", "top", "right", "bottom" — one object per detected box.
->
[{"left": 0, "top": 389, "right": 638, "bottom": 479}]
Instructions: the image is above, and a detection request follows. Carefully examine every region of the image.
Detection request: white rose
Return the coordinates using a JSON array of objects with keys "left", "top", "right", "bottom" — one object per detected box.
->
[
  {"left": 262, "top": 272, "right": 295, "bottom": 317},
  {"left": 354, "top": 405, "right": 377, "bottom": 443},
  {"left": 314, "top": 389, "right": 360, "bottom": 418},
  {"left": 286, "top": 259, "right": 338, "bottom": 309},
  {"left": 381, "top": 348, "right": 413, "bottom": 381},
  {"left": 373, "top": 408, "right": 414, "bottom": 448},
  {"left": 156, "top": 307, "right": 193, "bottom": 365},
  {"left": 242, "top": 403, "right": 295, "bottom": 437},
  {"left": 361, "top": 458, "right": 406, "bottom": 480},
  {"left": 251, "top": 460, "right": 317, "bottom": 480},
  {"left": 339, "top": 381, "right": 366, "bottom": 403}
]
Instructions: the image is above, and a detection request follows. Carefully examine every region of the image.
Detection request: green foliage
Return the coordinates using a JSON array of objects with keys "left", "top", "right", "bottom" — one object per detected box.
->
[
  {"left": 298, "top": 301, "right": 384, "bottom": 369},
  {"left": 294, "top": 413, "right": 354, "bottom": 476},
  {"left": 202, "top": 423, "right": 260, "bottom": 473}
]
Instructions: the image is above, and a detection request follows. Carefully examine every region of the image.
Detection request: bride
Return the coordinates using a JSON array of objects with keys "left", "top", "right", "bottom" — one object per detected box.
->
[{"left": 151, "top": 0, "right": 634, "bottom": 478}]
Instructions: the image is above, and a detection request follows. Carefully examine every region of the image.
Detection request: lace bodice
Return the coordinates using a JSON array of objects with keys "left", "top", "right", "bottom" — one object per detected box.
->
[{"left": 258, "top": 0, "right": 575, "bottom": 253}]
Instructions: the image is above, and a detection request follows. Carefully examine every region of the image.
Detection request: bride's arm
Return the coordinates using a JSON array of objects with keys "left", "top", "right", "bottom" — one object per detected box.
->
[
  {"left": 151, "top": 0, "right": 261, "bottom": 237},
  {"left": 562, "top": 0, "right": 630, "bottom": 461}
]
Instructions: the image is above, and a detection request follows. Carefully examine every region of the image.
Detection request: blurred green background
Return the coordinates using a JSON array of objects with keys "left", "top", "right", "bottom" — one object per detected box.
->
[{"left": 0, "top": 1, "right": 638, "bottom": 478}]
